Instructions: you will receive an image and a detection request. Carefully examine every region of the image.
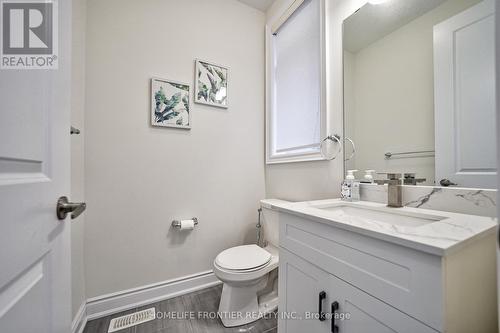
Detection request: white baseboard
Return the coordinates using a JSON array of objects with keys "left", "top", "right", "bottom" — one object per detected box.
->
[
  {"left": 85, "top": 270, "right": 220, "bottom": 321},
  {"left": 71, "top": 301, "right": 87, "bottom": 333}
]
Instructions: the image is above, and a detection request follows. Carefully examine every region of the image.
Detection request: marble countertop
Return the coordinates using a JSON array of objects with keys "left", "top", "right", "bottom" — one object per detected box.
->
[{"left": 261, "top": 198, "right": 497, "bottom": 256}]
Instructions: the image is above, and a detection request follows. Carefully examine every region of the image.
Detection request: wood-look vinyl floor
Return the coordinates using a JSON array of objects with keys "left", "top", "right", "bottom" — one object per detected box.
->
[{"left": 83, "top": 285, "right": 277, "bottom": 333}]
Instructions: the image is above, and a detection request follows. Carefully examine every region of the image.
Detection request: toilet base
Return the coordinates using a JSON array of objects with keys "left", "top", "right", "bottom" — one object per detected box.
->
[
  {"left": 218, "top": 270, "right": 278, "bottom": 327},
  {"left": 258, "top": 288, "right": 279, "bottom": 315}
]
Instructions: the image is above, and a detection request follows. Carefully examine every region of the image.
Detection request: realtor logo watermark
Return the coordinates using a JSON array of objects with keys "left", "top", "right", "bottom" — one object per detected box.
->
[{"left": 1, "top": 0, "right": 58, "bottom": 69}]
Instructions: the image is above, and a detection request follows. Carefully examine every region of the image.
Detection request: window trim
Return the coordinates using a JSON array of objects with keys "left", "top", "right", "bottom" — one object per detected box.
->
[{"left": 265, "top": 0, "right": 327, "bottom": 164}]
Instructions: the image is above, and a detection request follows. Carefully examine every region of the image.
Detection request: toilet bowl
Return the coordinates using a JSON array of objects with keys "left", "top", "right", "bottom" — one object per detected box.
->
[{"left": 213, "top": 200, "right": 283, "bottom": 327}]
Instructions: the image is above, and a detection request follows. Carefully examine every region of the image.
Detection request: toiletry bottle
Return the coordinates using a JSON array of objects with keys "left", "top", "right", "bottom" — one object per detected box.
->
[
  {"left": 351, "top": 172, "right": 360, "bottom": 202},
  {"left": 363, "top": 170, "right": 375, "bottom": 183},
  {"left": 341, "top": 170, "right": 358, "bottom": 201}
]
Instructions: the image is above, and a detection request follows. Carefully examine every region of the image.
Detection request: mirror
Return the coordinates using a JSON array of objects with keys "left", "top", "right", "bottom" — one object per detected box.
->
[{"left": 343, "top": 0, "right": 496, "bottom": 188}]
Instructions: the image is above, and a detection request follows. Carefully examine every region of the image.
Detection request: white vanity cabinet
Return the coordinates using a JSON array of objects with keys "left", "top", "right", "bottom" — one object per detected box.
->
[
  {"left": 279, "top": 249, "right": 437, "bottom": 333},
  {"left": 277, "top": 211, "right": 497, "bottom": 333}
]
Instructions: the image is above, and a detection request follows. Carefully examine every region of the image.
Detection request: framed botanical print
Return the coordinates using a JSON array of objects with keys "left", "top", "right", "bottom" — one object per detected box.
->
[
  {"left": 194, "top": 59, "right": 228, "bottom": 108},
  {"left": 151, "top": 78, "right": 191, "bottom": 129}
]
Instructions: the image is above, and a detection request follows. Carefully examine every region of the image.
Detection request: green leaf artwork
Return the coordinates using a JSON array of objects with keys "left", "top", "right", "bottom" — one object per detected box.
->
[
  {"left": 152, "top": 79, "right": 190, "bottom": 128},
  {"left": 195, "top": 60, "right": 228, "bottom": 108}
]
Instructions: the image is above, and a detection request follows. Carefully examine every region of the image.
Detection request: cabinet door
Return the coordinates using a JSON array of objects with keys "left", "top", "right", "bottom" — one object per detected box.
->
[
  {"left": 278, "top": 249, "right": 331, "bottom": 333},
  {"left": 330, "top": 275, "right": 438, "bottom": 333}
]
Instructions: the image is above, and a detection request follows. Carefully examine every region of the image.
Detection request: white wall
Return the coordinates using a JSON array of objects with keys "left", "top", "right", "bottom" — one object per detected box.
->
[
  {"left": 71, "top": 0, "right": 87, "bottom": 318},
  {"left": 344, "top": 0, "right": 480, "bottom": 185},
  {"left": 84, "top": 0, "right": 266, "bottom": 298}
]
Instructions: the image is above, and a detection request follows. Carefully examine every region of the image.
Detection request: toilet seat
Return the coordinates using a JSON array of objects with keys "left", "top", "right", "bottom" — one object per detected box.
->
[{"left": 215, "top": 245, "right": 271, "bottom": 271}]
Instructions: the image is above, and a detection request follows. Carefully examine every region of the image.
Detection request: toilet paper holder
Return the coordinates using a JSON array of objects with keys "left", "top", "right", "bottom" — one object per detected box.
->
[{"left": 171, "top": 217, "right": 198, "bottom": 229}]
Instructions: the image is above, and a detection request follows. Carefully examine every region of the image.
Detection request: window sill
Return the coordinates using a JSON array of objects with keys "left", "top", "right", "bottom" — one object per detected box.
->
[{"left": 266, "top": 153, "right": 327, "bottom": 165}]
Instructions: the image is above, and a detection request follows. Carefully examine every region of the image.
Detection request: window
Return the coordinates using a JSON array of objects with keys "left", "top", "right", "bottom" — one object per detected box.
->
[{"left": 266, "top": 0, "right": 325, "bottom": 164}]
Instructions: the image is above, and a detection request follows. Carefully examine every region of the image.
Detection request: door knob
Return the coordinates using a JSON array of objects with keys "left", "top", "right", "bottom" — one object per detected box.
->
[{"left": 56, "top": 196, "right": 86, "bottom": 220}]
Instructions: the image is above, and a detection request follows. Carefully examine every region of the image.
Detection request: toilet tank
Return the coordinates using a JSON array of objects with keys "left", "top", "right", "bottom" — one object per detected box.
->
[{"left": 260, "top": 199, "right": 289, "bottom": 248}]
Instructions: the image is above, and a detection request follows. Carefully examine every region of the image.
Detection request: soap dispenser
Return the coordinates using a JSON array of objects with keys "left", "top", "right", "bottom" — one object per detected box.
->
[
  {"left": 363, "top": 170, "right": 375, "bottom": 183},
  {"left": 341, "top": 170, "right": 359, "bottom": 201}
]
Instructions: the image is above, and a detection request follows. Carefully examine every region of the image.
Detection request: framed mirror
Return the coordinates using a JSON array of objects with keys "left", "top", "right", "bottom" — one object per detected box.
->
[{"left": 343, "top": 0, "right": 496, "bottom": 188}]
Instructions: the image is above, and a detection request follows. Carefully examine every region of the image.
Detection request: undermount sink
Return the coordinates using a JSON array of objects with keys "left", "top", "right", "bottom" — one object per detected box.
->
[{"left": 311, "top": 203, "right": 447, "bottom": 228}]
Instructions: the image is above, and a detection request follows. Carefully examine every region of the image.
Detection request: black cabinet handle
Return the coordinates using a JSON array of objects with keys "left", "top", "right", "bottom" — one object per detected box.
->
[
  {"left": 331, "top": 301, "right": 339, "bottom": 333},
  {"left": 318, "top": 291, "right": 326, "bottom": 321}
]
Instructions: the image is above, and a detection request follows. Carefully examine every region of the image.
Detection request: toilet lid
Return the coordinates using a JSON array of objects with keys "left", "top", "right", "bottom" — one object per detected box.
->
[{"left": 215, "top": 245, "right": 272, "bottom": 271}]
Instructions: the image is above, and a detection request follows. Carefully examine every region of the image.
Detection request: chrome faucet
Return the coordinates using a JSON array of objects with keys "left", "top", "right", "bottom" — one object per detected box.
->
[{"left": 375, "top": 173, "right": 403, "bottom": 208}]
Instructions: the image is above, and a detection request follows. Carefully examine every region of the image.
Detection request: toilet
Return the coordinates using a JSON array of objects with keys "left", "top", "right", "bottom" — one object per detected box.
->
[{"left": 213, "top": 200, "right": 282, "bottom": 327}]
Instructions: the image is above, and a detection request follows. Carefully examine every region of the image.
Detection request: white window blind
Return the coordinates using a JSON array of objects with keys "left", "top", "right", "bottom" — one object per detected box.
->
[{"left": 272, "top": 0, "right": 321, "bottom": 158}]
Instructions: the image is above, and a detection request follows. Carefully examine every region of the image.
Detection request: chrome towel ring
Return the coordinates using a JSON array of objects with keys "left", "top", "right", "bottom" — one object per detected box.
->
[
  {"left": 320, "top": 134, "right": 342, "bottom": 160},
  {"left": 344, "top": 137, "right": 356, "bottom": 162}
]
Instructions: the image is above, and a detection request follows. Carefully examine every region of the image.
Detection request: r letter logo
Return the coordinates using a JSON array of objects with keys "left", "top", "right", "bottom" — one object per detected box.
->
[{"left": 1, "top": 0, "right": 58, "bottom": 69}]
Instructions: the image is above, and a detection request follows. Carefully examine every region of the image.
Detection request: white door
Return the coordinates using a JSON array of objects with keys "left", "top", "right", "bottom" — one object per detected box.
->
[
  {"left": 0, "top": 1, "right": 73, "bottom": 332},
  {"left": 434, "top": 0, "right": 496, "bottom": 188}
]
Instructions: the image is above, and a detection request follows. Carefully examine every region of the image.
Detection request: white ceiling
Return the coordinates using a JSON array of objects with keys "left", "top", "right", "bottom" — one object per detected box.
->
[
  {"left": 343, "top": 0, "right": 447, "bottom": 53},
  {"left": 237, "top": 0, "right": 275, "bottom": 11}
]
